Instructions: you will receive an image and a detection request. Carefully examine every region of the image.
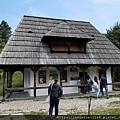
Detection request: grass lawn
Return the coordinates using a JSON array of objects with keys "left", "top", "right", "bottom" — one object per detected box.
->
[{"left": 0, "top": 71, "right": 23, "bottom": 96}]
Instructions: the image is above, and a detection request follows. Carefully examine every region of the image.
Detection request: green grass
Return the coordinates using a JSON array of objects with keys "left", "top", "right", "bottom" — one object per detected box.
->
[
  {"left": 109, "top": 101, "right": 120, "bottom": 104},
  {"left": 66, "top": 106, "right": 120, "bottom": 115},
  {"left": 12, "top": 71, "right": 23, "bottom": 87},
  {"left": 109, "top": 94, "right": 120, "bottom": 98},
  {"left": 90, "top": 108, "right": 120, "bottom": 115},
  {"left": 24, "top": 110, "right": 47, "bottom": 120},
  {"left": 0, "top": 71, "right": 23, "bottom": 96}
]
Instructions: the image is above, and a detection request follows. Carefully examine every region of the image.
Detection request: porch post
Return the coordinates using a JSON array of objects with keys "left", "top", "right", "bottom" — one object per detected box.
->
[
  {"left": 31, "top": 67, "right": 39, "bottom": 98},
  {"left": 100, "top": 66, "right": 109, "bottom": 77},
  {"left": 2, "top": 69, "right": 6, "bottom": 101},
  {"left": 111, "top": 66, "right": 114, "bottom": 90},
  {"left": 8, "top": 71, "right": 14, "bottom": 88},
  {"left": 57, "top": 66, "right": 64, "bottom": 86},
  {"left": 79, "top": 66, "right": 88, "bottom": 94}
]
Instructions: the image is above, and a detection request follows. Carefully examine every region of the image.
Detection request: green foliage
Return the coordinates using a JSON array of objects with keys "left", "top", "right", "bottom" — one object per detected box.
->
[
  {"left": 105, "top": 22, "right": 120, "bottom": 49},
  {"left": 12, "top": 71, "right": 23, "bottom": 87},
  {"left": 0, "top": 41, "right": 6, "bottom": 53},
  {"left": 0, "top": 71, "right": 23, "bottom": 96},
  {"left": 104, "top": 22, "right": 120, "bottom": 83},
  {"left": 113, "top": 67, "right": 120, "bottom": 82},
  {"left": 0, "top": 20, "right": 12, "bottom": 42},
  {"left": 0, "top": 20, "right": 12, "bottom": 53}
]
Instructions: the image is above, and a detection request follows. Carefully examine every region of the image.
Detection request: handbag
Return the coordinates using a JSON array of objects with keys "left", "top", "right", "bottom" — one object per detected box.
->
[
  {"left": 45, "top": 95, "right": 50, "bottom": 103},
  {"left": 45, "top": 84, "right": 53, "bottom": 103}
]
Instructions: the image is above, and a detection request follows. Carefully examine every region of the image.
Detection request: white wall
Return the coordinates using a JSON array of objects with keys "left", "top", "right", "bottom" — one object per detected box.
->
[
  {"left": 89, "top": 66, "right": 97, "bottom": 80},
  {"left": 24, "top": 68, "right": 30, "bottom": 91},
  {"left": 106, "top": 67, "right": 112, "bottom": 91},
  {"left": 24, "top": 66, "right": 113, "bottom": 96},
  {"left": 24, "top": 68, "right": 34, "bottom": 96}
]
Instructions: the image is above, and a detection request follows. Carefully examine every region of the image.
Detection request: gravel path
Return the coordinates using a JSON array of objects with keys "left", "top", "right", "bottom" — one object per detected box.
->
[{"left": 0, "top": 97, "right": 120, "bottom": 115}]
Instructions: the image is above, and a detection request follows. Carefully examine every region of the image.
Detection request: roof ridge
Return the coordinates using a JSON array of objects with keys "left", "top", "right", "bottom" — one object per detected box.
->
[
  {"left": 44, "top": 21, "right": 65, "bottom": 36},
  {"left": 23, "top": 15, "right": 90, "bottom": 23}
]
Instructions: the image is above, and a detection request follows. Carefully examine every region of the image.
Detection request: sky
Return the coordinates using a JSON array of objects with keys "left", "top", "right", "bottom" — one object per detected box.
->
[{"left": 0, "top": 0, "right": 120, "bottom": 33}]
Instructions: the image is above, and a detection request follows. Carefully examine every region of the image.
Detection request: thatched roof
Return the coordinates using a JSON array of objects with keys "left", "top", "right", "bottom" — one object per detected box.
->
[{"left": 0, "top": 15, "right": 119, "bottom": 65}]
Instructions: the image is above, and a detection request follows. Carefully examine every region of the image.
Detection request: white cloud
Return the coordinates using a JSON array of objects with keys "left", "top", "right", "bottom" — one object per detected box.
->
[
  {"left": 28, "top": 6, "right": 37, "bottom": 16},
  {"left": 28, "top": 6, "right": 47, "bottom": 17},
  {"left": 91, "top": 0, "right": 120, "bottom": 4}
]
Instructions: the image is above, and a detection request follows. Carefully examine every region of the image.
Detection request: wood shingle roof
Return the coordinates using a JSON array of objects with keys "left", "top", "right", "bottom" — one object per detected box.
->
[{"left": 0, "top": 15, "right": 120, "bottom": 65}]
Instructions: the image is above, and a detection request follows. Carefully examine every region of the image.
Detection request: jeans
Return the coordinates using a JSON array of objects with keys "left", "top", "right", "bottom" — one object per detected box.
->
[
  {"left": 94, "top": 86, "right": 99, "bottom": 97},
  {"left": 49, "top": 97, "right": 59, "bottom": 117},
  {"left": 101, "top": 85, "right": 108, "bottom": 96},
  {"left": 87, "top": 84, "right": 92, "bottom": 92}
]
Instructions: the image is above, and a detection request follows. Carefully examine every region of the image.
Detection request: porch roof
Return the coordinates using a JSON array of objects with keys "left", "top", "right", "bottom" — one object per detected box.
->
[{"left": 0, "top": 15, "right": 120, "bottom": 65}]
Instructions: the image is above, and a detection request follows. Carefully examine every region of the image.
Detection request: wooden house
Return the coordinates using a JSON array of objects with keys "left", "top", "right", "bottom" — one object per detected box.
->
[{"left": 0, "top": 15, "right": 120, "bottom": 98}]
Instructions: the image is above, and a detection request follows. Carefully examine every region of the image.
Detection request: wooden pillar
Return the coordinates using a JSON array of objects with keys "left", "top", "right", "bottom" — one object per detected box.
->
[
  {"left": 111, "top": 66, "right": 115, "bottom": 90},
  {"left": 2, "top": 69, "right": 6, "bottom": 101},
  {"left": 9, "top": 71, "right": 14, "bottom": 88},
  {"left": 57, "top": 66, "right": 64, "bottom": 86},
  {"left": 22, "top": 70, "right": 24, "bottom": 88},
  {"left": 79, "top": 66, "right": 88, "bottom": 94},
  {"left": 117, "top": 66, "right": 120, "bottom": 82},
  {"left": 101, "top": 66, "right": 109, "bottom": 77},
  {"left": 7, "top": 70, "right": 9, "bottom": 88},
  {"left": 31, "top": 67, "right": 39, "bottom": 98}
]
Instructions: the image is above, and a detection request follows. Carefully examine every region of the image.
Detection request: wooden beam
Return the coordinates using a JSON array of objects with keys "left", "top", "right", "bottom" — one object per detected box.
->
[
  {"left": 5, "top": 82, "right": 120, "bottom": 92},
  {"left": 100, "top": 66, "right": 109, "bottom": 77},
  {"left": 79, "top": 66, "right": 88, "bottom": 94},
  {"left": 57, "top": 66, "right": 65, "bottom": 86},
  {"left": 31, "top": 67, "right": 39, "bottom": 98},
  {"left": 2, "top": 69, "right": 6, "bottom": 101}
]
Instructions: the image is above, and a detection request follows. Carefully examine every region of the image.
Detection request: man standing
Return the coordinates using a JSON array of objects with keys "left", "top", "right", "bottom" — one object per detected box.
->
[
  {"left": 100, "top": 74, "right": 109, "bottom": 99},
  {"left": 48, "top": 79, "right": 63, "bottom": 118}
]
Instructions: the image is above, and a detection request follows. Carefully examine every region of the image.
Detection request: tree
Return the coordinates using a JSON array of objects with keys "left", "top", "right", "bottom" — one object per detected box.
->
[
  {"left": 0, "top": 20, "right": 12, "bottom": 42},
  {"left": 105, "top": 22, "right": 120, "bottom": 49},
  {"left": 105, "top": 22, "right": 120, "bottom": 85}
]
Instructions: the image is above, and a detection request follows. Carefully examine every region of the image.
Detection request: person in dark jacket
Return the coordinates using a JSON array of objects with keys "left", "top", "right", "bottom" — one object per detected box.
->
[
  {"left": 48, "top": 79, "right": 63, "bottom": 118},
  {"left": 100, "top": 74, "right": 109, "bottom": 98}
]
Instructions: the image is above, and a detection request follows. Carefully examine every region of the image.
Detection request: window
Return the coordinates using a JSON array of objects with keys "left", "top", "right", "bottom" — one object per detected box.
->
[
  {"left": 70, "top": 67, "right": 78, "bottom": 80},
  {"left": 70, "top": 41, "right": 85, "bottom": 52},
  {"left": 39, "top": 71, "right": 46, "bottom": 84},
  {"left": 49, "top": 70, "right": 58, "bottom": 80},
  {"left": 52, "top": 40, "right": 68, "bottom": 52},
  {"left": 62, "top": 70, "right": 67, "bottom": 82},
  {"left": 49, "top": 39, "right": 86, "bottom": 54}
]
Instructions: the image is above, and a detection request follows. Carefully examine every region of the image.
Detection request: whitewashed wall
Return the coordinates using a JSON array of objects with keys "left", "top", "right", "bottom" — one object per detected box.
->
[
  {"left": 24, "top": 66, "right": 112, "bottom": 96},
  {"left": 89, "top": 66, "right": 97, "bottom": 80},
  {"left": 24, "top": 68, "right": 34, "bottom": 96},
  {"left": 106, "top": 67, "right": 112, "bottom": 91}
]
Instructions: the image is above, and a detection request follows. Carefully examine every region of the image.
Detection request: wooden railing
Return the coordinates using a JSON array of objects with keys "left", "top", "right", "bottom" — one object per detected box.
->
[{"left": 5, "top": 82, "right": 120, "bottom": 92}]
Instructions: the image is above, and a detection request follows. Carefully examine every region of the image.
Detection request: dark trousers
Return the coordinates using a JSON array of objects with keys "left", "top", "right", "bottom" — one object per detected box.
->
[{"left": 49, "top": 97, "right": 59, "bottom": 117}]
